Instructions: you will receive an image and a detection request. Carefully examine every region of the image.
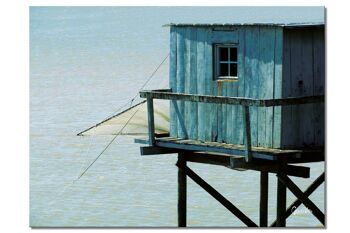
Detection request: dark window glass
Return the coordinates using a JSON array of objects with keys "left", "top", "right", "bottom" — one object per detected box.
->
[
  {"left": 230, "top": 47, "right": 237, "bottom": 62},
  {"left": 230, "top": 63, "right": 237, "bottom": 77},
  {"left": 220, "top": 63, "right": 229, "bottom": 76},
  {"left": 215, "top": 45, "right": 238, "bottom": 79},
  {"left": 219, "top": 47, "right": 228, "bottom": 61}
]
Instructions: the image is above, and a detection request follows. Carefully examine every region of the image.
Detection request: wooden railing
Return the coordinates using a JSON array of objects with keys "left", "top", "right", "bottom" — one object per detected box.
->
[{"left": 140, "top": 89, "right": 324, "bottom": 162}]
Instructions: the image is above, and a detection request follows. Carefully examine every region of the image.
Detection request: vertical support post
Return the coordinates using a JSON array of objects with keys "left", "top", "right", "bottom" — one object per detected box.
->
[
  {"left": 178, "top": 153, "right": 187, "bottom": 227},
  {"left": 147, "top": 97, "right": 155, "bottom": 146},
  {"left": 260, "top": 171, "right": 268, "bottom": 227},
  {"left": 276, "top": 171, "right": 287, "bottom": 227},
  {"left": 243, "top": 105, "right": 252, "bottom": 162}
]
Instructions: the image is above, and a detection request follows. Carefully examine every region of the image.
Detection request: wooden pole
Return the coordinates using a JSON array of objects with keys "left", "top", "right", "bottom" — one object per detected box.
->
[
  {"left": 260, "top": 171, "right": 268, "bottom": 227},
  {"left": 276, "top": 172, "right": 287, "bottom": 227},
  {"left": 146, "top": 97, "right": 155, "bottom": 145},
  {"left": 177, "top": 153, "right": 187, "bottom": 227},
  {"left": 242, "top": 106, "right": 252, "bottom": 162}
]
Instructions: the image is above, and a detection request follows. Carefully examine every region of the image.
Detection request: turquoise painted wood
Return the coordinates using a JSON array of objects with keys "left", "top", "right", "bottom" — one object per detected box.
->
[
  {"left": 187, "top": 28, "right": 198, "bottom": 139},
  {"left": 196, "top": 28, "right": 207, "bottom": 141},
  {"left": 273, "top": 28, "right": 283, "bottom": 148},
  {"left": 234, "top": 28, "right": 246, "bottom": 145},
  {"left": 244, "top": 27, "right": 260, "bottom": 147},
  {"left": 183, "top": 27, "right": 191, "bottom": 139},
  {"left": 168, "top": 25, "right": 324, "bottom": 149},
  {"left": 176, "top": 27, "right": 187, "bottom": 139},
  {"left": 257, "top": 27, "right": 275, "bottom": 148},
  {"left": 169, "top": 26, "right": 177, "bottom": 137},
  {"left": 205, "top": 29, "right": 215, "bottom": 142}
]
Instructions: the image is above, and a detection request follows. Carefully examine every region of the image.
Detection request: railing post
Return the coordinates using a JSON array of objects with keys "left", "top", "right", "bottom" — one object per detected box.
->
[
  {"left": 243, "top": 105, "right": 252, "bottom": 162},
  {"left": 147, "top": 97, "right": 155, "bottom": 146}
]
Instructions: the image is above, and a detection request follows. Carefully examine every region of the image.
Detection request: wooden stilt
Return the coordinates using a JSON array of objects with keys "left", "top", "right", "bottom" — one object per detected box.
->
[
  {"left": 260, "top": 171, "right": 268, "bottom": 227},
  {"left": 276, "top": 172, "right": 287, "bottom": 227},
  {"left": 177, "top": 153, "right": 187, "bottom": 227}
]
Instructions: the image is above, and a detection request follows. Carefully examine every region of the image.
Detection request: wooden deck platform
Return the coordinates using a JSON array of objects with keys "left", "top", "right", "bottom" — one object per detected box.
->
[
  {"left": 136, "top": 136, "right": 324, "bottom": 163},
  {"left": 137, "top": 89, "right": 325, "bottom": 227}
]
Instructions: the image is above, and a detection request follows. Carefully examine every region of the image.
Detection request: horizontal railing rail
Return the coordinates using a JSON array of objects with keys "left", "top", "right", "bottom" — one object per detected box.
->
[{"left": 140, "top": 89, "right": 324, "bottom": 107}]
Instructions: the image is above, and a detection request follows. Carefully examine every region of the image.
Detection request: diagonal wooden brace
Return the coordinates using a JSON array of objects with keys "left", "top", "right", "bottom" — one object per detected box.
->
[
  {"left": 176, "top": 161, "right": 258, "bottom": 227},
  {"left": 276, "top": 173, "right": 325, "bottom": 225},
  {"left": 270, "top": 172, "right": 325, "bottom": 227}
]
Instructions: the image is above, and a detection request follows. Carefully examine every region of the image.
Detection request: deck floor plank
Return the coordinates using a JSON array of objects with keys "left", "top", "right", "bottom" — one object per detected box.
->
[{"left": 154, "top": 137, "right": 324, "bottom": 162}]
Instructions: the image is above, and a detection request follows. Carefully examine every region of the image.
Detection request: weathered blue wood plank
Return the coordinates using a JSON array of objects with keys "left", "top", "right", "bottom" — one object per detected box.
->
[
  {"left": 283, "top": 29, "right": 316, "bottom": 148},
  {"left": 281, "top": 29, "right": 294, "bottom": 148},
  {"left": 244, "top": 27, "right": 260, "bottom": 147},
  {"left": 197, "top": 28, "right": 207, "bottom": 141},
  {"left": 204, "top": 28, "right": 216, "bottom": 142},
  {"left": 299, "top": 29, "right": 315, "bottom": 146},
  {"left": 312, "top": 28, "right": 325, "bottom": 146},
  {"left": 176, "top": 27, "right": 187, "bottom": 139},
  {"left": 273, "top": 28, "right": 283, "bottom": 148},
  {"left": 169, "top": 26, "right": 178, "bottom": 138},
  {"left": 289, "top": 30, "right": 303, "bottom": 148},
  {"left": 211, "top": 28, "right": 240, "bottom": 44},
  {"left": 184, "top": 27, "right": 192, "bottom": 139},
  {"left": 226, "top": 83, "right": 238, "bottom": 144},
  {"left": 188, "top": 28, "right": 198, "bottom": 139},
  {"left": 233, "top": 27, "right": 246, "bottom": 145},
  {"left": 217, "top": 81, "right": 226, "bottom": 142},
  {"left": 257, "top": 27, "right": 276, "bottom": 148},
  {"left": 222, "top": 82, "right": 228, "bottom": 143},
  {"left": 281, "top": 28, "right": 324, "bottom": 149}
]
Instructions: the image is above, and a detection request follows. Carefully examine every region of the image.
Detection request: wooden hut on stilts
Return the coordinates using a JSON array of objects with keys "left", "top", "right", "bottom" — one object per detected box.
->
[{"left": 138, "top": 22, "right": 325, "bottom": 227}]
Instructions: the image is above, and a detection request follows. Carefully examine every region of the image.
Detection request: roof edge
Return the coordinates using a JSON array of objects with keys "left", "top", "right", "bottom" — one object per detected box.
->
[{"left": 163, "top": 23, "right": 324, "bottom": 28}]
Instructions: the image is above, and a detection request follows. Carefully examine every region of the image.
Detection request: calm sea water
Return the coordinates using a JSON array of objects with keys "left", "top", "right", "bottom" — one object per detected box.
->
[{"left": 30, "top": 6, "right": 325, "bottom": 227}]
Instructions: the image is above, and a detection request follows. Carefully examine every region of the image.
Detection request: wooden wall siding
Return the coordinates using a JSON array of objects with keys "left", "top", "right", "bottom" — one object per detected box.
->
[
  {"left": 184, "top": 28, "right": 198, "bottom": 140},
  {"left": 196, "top": 27, "right": 208, "bottom": 141},
  {"left": 272, "top": 28, "right": 284, "bottom": 148},
  {"left": 312, "top": 28, "right": 325, "bottom": 146},
  {"left": 244, "top": 27, "right": 260, "bottom": 146},
  {"left": 232, "top": 28, "right": 246, "bottom": 145},
  {"left": 169, "top": 26, "right": 325, "bottom": 149},
  {"left": 206, "top": 29, "right": 215, "bottom": 142},
  {"left": 169, "top": 26, "right": 177, "bottom": 137},
  {"left": 176, "top": 27, "right": 187, "bottom": 139},
  {"left": 281, "top": 28, "right": 325, "bottom": 148},
  {"left": 257, "top": 27, "right": 276, "bottom": 148}
]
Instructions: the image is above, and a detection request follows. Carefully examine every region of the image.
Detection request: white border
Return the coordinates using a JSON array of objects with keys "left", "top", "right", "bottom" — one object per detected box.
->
[{"left": 2, "top": 0, "right": 349, "bottom": 232}]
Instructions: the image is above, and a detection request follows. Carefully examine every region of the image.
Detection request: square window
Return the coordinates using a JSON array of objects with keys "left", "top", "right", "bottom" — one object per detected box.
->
[{"left": 214, "top": 44, "right": 238, "bottom": 80}]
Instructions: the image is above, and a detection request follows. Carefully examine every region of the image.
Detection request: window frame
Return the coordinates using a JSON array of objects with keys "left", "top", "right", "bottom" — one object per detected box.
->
[{"left": 213, "top": 44, "right": 239, "bottom": 81}]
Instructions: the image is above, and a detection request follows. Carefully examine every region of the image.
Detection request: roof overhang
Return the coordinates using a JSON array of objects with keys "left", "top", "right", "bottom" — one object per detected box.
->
[{"left": 163, "top": 23, "right": 324, "bottom": 29}]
